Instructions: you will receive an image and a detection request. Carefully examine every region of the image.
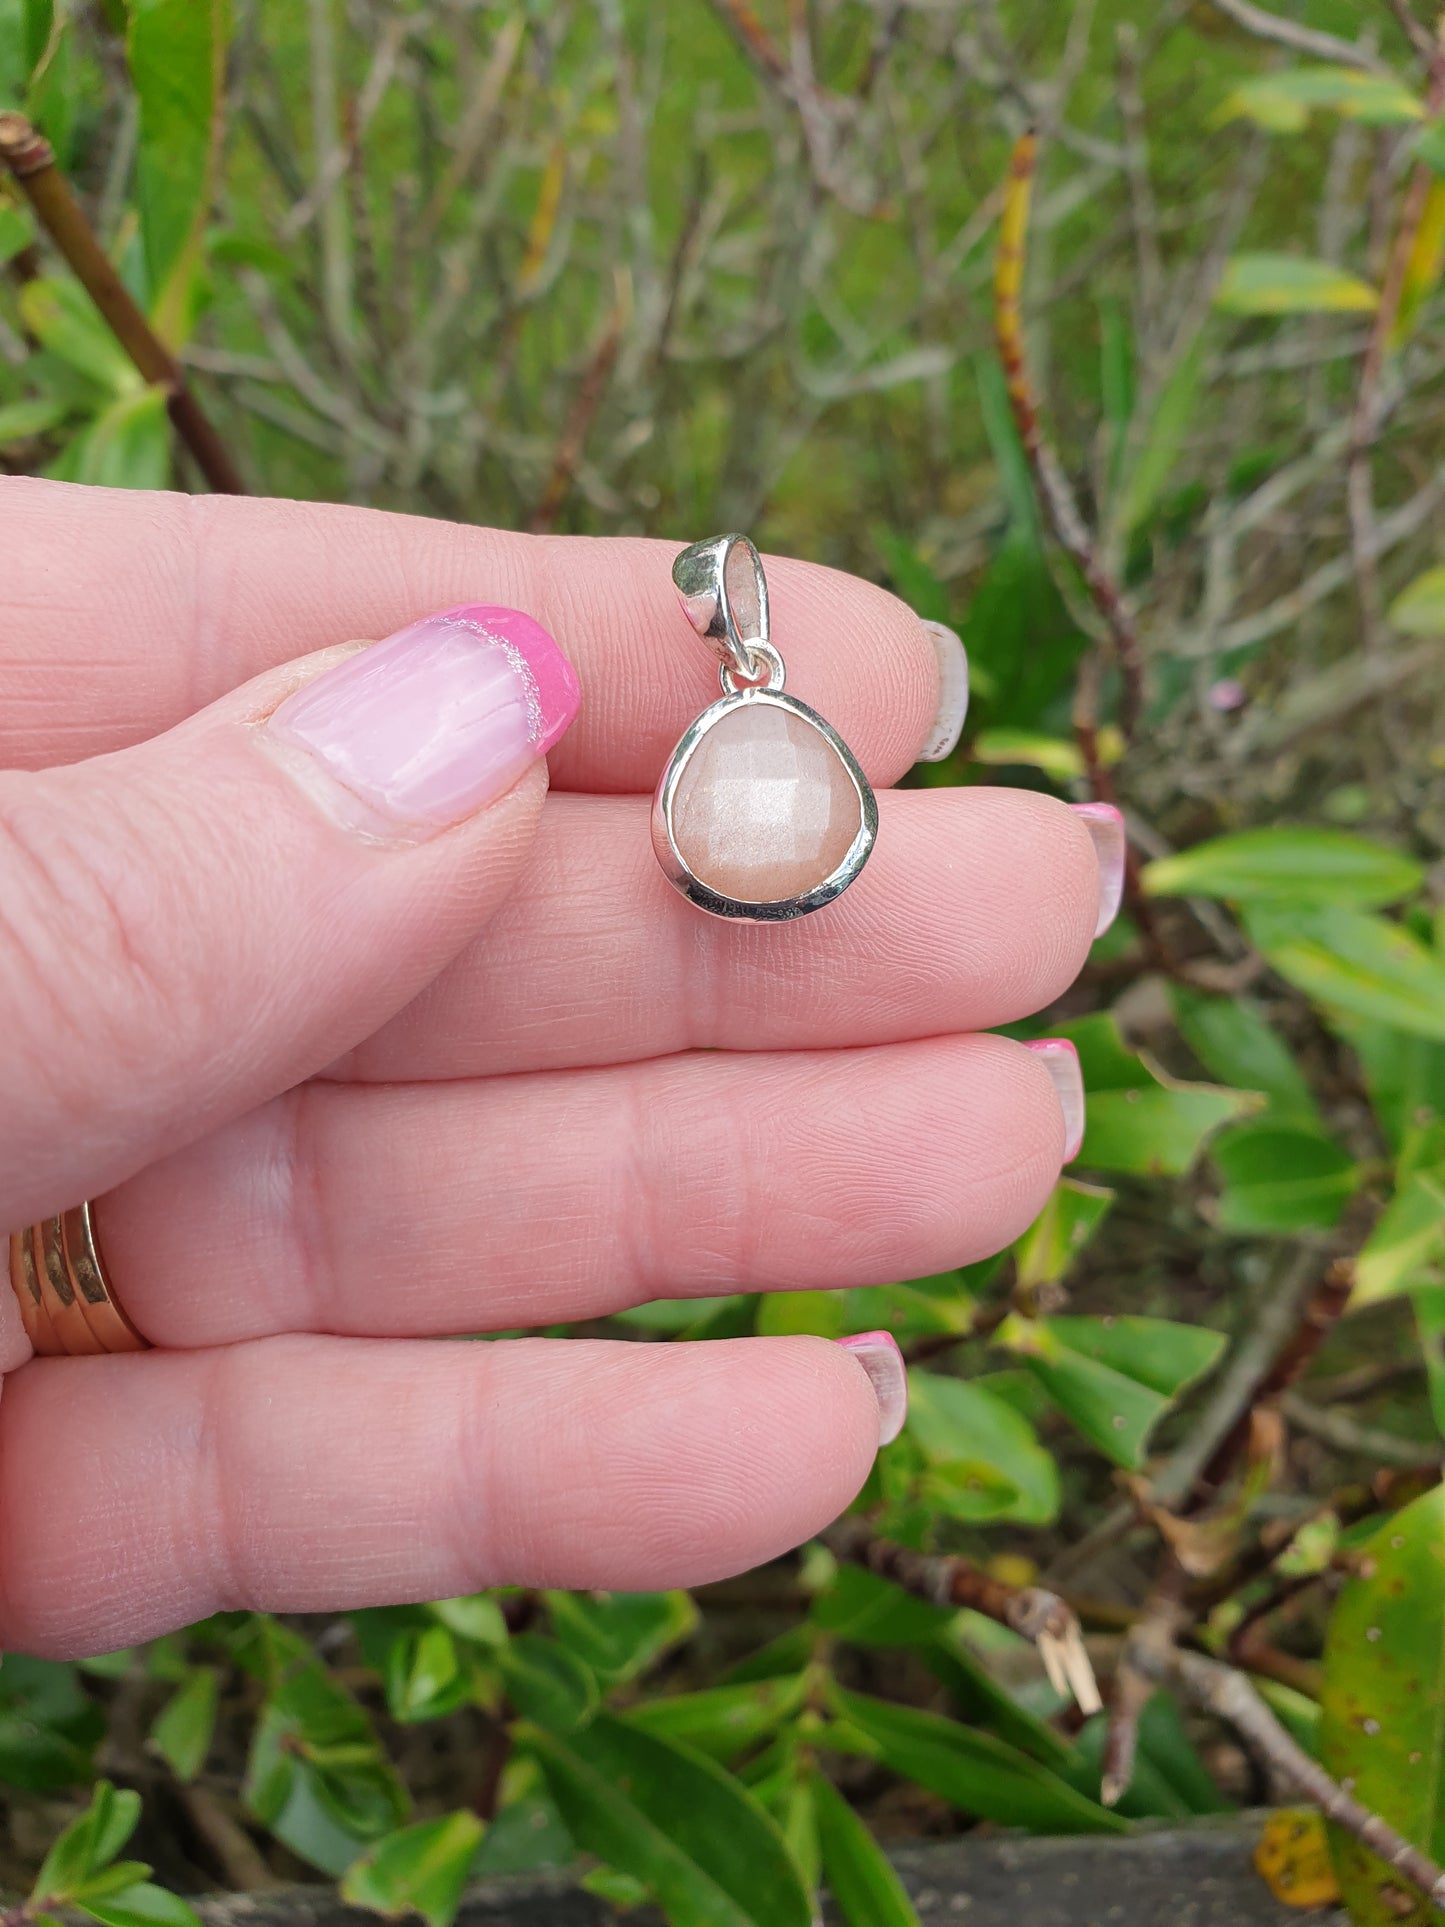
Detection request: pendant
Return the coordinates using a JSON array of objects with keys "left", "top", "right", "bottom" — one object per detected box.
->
[{"left": 652, "top": 534, "right": 877, "bottom": 921}]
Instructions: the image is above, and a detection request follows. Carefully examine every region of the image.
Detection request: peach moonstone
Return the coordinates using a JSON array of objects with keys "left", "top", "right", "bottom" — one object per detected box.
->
[{"left": 670, "top": 702, "right": 861, "bottom": 901}]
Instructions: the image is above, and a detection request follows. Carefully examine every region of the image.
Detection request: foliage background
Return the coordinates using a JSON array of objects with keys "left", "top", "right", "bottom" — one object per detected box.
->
[{"left": 2, "top": 2, "right": 1445, "bottom": 1924}]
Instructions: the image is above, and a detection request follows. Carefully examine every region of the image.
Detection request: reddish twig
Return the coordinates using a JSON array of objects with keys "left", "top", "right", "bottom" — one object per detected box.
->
[
  {"left": 0, "top": 113, "right": 244, "bottom": 495},
  {"left": 528, "top": 281, "right": 628, "bottom": 533},
  {"left": 994, "top": 129, "right": 1145, "bottom": 745},
  {"left": 823, "top": 1516, "right": 1101, "bottom": 1713}
]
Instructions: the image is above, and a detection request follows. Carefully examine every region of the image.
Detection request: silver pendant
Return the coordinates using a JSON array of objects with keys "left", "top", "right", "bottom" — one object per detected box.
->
[{"left": 652, "top": 534, "right": 878, "bottom": 921}]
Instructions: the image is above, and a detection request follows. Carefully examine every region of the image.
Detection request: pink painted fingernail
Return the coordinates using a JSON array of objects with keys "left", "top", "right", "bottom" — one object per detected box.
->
[
  {"left": 918, "top": 619, "right": 970, "bottom": 763},
  {"left": 835, "top": 1331, "right": 908, "bottom": 1445},
  {"left": 1025, "top": 1039, "right": 1086, "bottom": 1161},
  {"left": 1070, "top": 803, "right": 1126, "bottom": 938},
  {"left": 263, "top": 605, "right": 580, "bottom": 833}
]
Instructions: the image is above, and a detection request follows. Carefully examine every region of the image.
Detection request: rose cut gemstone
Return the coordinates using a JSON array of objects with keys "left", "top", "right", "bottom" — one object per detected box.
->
[{"left": 670, "top": 701, "right": 862, "bottom": 902}]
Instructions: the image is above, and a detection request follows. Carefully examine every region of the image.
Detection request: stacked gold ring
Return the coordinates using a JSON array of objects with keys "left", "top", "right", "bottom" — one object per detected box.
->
[{"left": 7, "top": 1204, "right": 149, "bottom": 1355}]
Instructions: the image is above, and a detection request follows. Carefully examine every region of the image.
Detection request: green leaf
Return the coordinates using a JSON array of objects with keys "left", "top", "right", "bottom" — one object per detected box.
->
[
  {"left": 1013, "top": 1179, "right": 1115, "bottom": 1290},
  {"left": 526, "top": 1713, "right": 813, "bottom": 1927},
  {"left": 245, "top": 1633, "right": 409, "bottom": 1875},
  {"left": 382, "top": 1624, "right": 470, "bottom": 1725},
  {"left": 924, "top": 1635, "right": 1079, "bottom": 1772},
  {"left": 1354, "top": 1170, "right": 1445, "bottom": 1306},
  {"left": 1245, "top": 903, "right": 1445, "bottom": 1043},
  {"left": 997, "top": 1315, "right": 1224, "bottom": 1469},
  {"left": 1172, "top": 987, "right": 1319, "bottom": 1125},
  {"left": 873, "top": 530, "right": 951, "bottom": 628},
  {"left": 1388, "top": 563, "right": 1445, "bottom": 636},
  {"left": 341, "top": 1813, "right": 485, "bottom": 1927},
  {"left": 973, "top": 730, "right": 1089, "bottom": 781},
  {"left": 1144, "top": 829, "right": 1423, "bottom": 908},
  {"left": 812, "top": 1771, "right": 920, "bottom": 1926},
  {"left": 1211, "top": 1122, "right": 1357, "bottom": 1233},
  {"left": 0, "top": 396, "right": 68, "bottom": 443},
  {"left": 149, "top": 1667, "right": 218, "bottom": 1783},
  {"left": 1069, "top": 1695, "right": 1231, "bottom": 1819},
  {"left": 127, "top": 0, "right": 228, "bottom": 346},
  {"left": 17, "top": 278, "right": 140, "bottom": 394},
  {"left": 34, "top": 1783, "right": 142, "bottom": 1904},
  {"left": 62, "top": 387, "right": 171, "bottom": 491},
  {"left": 427, "top": 1593, "right": 508, "bottom": 1647},
  {"left": 545, "top": 1590, "right": 697, "bottom": 1684},
  {"left": 905, "top": 1371, "right": 1060, "bottom": 1524},
  {"left": 827, "top": 1689, "right": 1126, "bottom": 1835},
  {"left": 1415, "top": 1287, "right": 1445, "bottom": 1437},
  {"left": 1416, "top": 117, "right": 1445, "bottom": 176},
  {"left": 498, "top": 1635, "right": 599, "bottom": 1736},
  {"left": 756, "top": 1290, "right": 846, "bottom": 1338},
  {"left": 1337, "top": 1024, "right": 1445, "bottom": 1153},
  {"left": 1115, "top": 330, "right": 1206, "bottom": 536},
  {"left": 1061, "top": 1011, "right": 1260, "bottom": 1175},
  {"left": 1219, "top": 66, "right": 1423, "bottom": 131},
  {"left": 626, "top": 1678, "right": 805, "bottom": 1762},
  {"left": 74, "top": 1885, "right": 201, "bottom": 1927},
  {"left": 810, "top": 1564, "right": 953, "bottom": 1647},
  {"left": 0, "top": 200, "right": 33, "bottom": 266},
  {"left": 1320, "top": 1485, "right": 1445, "bottom": 1925},
  {"left": 1216, "top": 253, "right": 1379, "bottom": 315}
]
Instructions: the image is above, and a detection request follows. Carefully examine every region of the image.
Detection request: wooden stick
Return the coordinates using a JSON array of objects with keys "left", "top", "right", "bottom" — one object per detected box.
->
[{"left": 0, "top": 113, "right": 245, "bottom": 495}]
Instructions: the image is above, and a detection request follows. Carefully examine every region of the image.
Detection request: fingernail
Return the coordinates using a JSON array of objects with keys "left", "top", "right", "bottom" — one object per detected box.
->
[
  {"left": 263, "top": 605, "right": 580, "bottom": 832},
  {"left": 1070, "top": 803, "right": 1126, "bottom": 937},
  {"left": 917, "top": 619, "right": 969, "bottom": 763},
  {"left": 835, "top": 1331, "right": 908, "bottom": 1445},
  {"left": 1025, "top": 1039, "right": 1086, "bottom": 1161}
]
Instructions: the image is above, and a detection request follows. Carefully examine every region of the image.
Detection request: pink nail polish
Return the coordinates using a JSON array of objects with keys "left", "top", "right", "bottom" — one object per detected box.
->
[
  {"left": 1025, "top": 1039, "right": 1086, "bottom": 1161},
  {"left": 264, "top": 605, "right": 580, "bottom": 832},
  {"left": 1070, "top": 803, "right": 1126, "bottom": 938},
  {"left": 835, "top": 1331, "right": 908, "bottom": 1446}
]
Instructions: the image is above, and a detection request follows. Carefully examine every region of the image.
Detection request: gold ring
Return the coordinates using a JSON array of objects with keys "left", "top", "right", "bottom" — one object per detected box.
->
[{"left": 7, "top": 1203, "right": 149, "bottom": 1355}]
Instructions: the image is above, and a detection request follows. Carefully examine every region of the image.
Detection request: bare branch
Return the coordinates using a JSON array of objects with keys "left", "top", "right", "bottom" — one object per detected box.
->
[{"left": 1206, "top": 0, "right": 1398, "bottom": 75}]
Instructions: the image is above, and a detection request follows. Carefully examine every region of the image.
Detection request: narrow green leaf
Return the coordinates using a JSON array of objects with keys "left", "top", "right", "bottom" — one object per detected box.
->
[
  {"left": 828, "top": 1689, "right": 1126, "bottom": 1835},
  {"left": 1320, "top": 1485, "right": 1445, "bottom": 1924},
  {"left": 1172, "top": 987, "right": 1319, "bottom": 1124},
  {"left": 149, "top": 1668, "right": 218, "bottom": 1783},
  {"left": 33, "top": 1783, "right": 142, "bottom": 1904},
  {"left": 905, "top": 1371, "right": 1060, "bottom": 1524},
  {"left": 997, "top": 1314, "right": 1224, "bottom": 1467},
  {"left": 1144, "top": 828, "right": 1423, "bottom": 907},
  {"left": 1245, "top": 903, "right": 1445, "bottom": 1043},
  {"left": 0, "top": 200, "right": 34, "bottom": 266},
  {"left": 1354, "top": 1171, "right": 1445, "bottom": 1305},
  {"left": 1061, "top": 1011, "right": 1260, "bottom": 1175},
  {"left": 74, "top": 1884, "right": 201, "bottom": 1927},
  {"left": 1216, "top": 253, "right": 1378, "bottom": 315},
  {"left": 1211, "top": 1123, "right": 1357, "bottom": 1233},
  {"left": 1389, "top": 563, "right": 1445, "bottom": 636},
  {"left": 1013, "top": 1179, "right": 1115, "bottom": 1290},
  {"left": 756, "top": 1290, "right": 846, "bottom": 1338},
  {"left": 17, "top": 278, "right": 140, "bottom": 394},
  {"left": 545, "top": 1590, "right": 698, "bottom": 1684},
  {"left": 1219, "top": 66, "right": 1423, "bottom": 131},
  {"left": 812, "top": 1771, "right": 920, "bottom": 1927},
  {"left": 127, "top": 0, "right": 228, "bottom": 346},
  {"left": 526, "top": 1714, "right": 812, "bottom": 1927},
  {"left": 625, "top": 1678, "right": 804, "bottom": 1762},
  {"left": 498, "top": 1635, "right": 599, "bottom": 1736},
  {"left": 0, "top": 397, "right": 68, "bottom": 443},
  {"left": 341, "top": 1813, "right": 485, "bottom": 1927},
  {"left": 924, "top": 1635, "right": 1079, "bottom": 1772},
  {"left": 1415, "top": 118, "right": 1445, "bottom": 176},
  {"left": 427, "top": 1593, "right": 508, "bottom": 1647},
  {"left": 1414, "top": 1288, "right": 1445, "bottom": 1437},
  {"left": 810, "top": 1565, "right": 952, "bottom": 1648},
  {"left": 1115, "top": 330, "right": 1206, "bottom": 535}
]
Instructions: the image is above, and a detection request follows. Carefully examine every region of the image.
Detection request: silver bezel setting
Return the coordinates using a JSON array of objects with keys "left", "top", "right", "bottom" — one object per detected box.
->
[{"left": 651, "top": 686, "right": 878, "bottom": 922}]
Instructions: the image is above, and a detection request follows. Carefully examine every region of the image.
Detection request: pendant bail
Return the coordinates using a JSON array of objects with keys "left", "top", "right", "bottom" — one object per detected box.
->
[{"left": 672, "top": 534, "right": 772, "bottom": 685}]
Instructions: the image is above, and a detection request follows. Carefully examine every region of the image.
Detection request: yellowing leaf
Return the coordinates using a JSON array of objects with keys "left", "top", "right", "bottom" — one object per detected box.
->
[
  {"left": 1393, "top": 179, "right": 1445, "bottom": 345},
  {"left": 1217, "top": 253, "right": 1378, "bottom": 315},
  {"left": 1390, "top": 563, "right": 1445, "bottom": 636},
  {"left": 1254, "top": 1809, "right": 1341, "bottom": 1910},
  {"left": 1219, "top": 67, "right": 1423, "bottom": 132}
]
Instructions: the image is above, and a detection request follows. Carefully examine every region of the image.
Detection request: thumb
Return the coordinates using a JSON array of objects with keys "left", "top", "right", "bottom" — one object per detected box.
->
[{"left": 0, "top": 604, "right": 579, "bottom": 1227}]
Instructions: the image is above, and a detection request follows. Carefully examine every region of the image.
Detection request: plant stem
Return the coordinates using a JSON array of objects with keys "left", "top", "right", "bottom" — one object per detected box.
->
[{"left": 0, "top": 113, "right": 245, "bottom": 495}]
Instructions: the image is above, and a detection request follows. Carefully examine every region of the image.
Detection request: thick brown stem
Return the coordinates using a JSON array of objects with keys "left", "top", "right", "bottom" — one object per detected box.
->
[{"left": 0, "top": 113, "right": 245, "bottom": 496}]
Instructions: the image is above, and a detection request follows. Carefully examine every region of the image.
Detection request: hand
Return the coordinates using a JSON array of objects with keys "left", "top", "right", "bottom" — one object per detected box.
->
[{"left": 0, "top": 479, "right": 1118, "bottom": 1657}]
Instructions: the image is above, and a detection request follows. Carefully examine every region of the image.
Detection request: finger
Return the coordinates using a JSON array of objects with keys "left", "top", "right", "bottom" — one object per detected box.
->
[
  {"left": 0, "top": 481, "right": 944, "bottom": 792},
  {"left": 0, "top": 1333, "right": 890, "bottom": 1656},
  {"left": 101, "top": 1035, "right": 1075, "bottom": 1346},
  {"left": 0, "top": 610, "right": 579, "bottom": 1228},
  {"left": 332, "top": 788, "right": 1112, "bottom": 1079}
]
